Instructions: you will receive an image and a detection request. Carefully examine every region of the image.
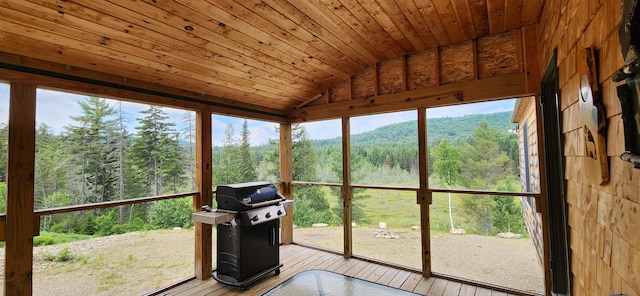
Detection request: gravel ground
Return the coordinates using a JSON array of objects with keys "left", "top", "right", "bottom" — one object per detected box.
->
[{"left": 0, "top": 227, "right": 545, "bottom": 295}]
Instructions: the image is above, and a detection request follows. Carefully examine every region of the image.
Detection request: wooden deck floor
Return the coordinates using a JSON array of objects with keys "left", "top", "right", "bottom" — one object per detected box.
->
[{"left": 155, "top": 244, "right": 526, "bottom": 296}]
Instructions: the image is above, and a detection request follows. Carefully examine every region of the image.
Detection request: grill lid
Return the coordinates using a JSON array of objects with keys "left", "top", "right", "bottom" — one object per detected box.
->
[{"left": 216, "top": 181, "right": 285, "bottom": 211}]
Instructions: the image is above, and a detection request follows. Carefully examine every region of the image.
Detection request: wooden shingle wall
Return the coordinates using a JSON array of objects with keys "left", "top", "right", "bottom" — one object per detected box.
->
[
  {"left": 513, "top": 97, "right": 545, "bottom": 270},
  {"left": 537, "top": 0, "right": 639, "bottom": 294}
]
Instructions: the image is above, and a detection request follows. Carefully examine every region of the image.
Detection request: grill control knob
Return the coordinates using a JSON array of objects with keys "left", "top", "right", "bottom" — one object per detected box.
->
[
  {"left": 251, "top": 215, "right": 260, "bottom": 222},
  {"left": 277, "top": 209, "right": 284, "bottom": 216},
  {"left": 265, "top": 212, "right": 272, "bottom": 218}
]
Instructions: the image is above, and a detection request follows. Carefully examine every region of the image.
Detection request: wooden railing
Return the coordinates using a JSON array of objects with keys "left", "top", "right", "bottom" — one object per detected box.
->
[{"left": 0, "top": 191, "right": 199, "bottom": 242}]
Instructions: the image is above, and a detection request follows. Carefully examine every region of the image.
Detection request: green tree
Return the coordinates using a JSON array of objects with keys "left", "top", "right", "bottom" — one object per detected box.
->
[
  {"left": 65, "top": 97, "right": 119, "bottom": 209},
  {"left": 238, "top": 120, "right": 257, "bottom": 182},
  {"left": 213, "top": 123, "right": 241, "bottom": 185},
  {"left": 491, "top": 176, "right": 525, "bottom": 234},
  {"left": 130, "top": 105, "right": 181, "bottom": 196},
  {"left": 432, "top": 140, "right": 461, "bottom": 230},
  {"left": 458, "top": 120, "right": 511, "bottom": 235},
  {"left": 180, "top": 111, "right": 196, "bottom": 190}
]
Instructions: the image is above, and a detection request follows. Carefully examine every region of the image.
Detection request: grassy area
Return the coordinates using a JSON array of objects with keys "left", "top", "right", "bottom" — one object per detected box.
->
[
  {"left": 0, "top": 231, "right": 93, "bottom": 248},
  {"left": 323, "top": 187, "right": 524, "bottom": 234}
]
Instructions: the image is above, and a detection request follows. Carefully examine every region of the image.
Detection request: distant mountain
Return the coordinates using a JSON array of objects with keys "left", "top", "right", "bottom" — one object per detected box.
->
[{"left": 313, "top": 111, "right": 516, "bottom": 147}]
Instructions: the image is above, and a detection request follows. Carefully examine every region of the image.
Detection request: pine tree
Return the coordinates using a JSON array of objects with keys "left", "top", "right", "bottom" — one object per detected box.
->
[
  {"left": 180, "top": 111, "right": 196, "bottom": 190},
  {"left": 213, "top": 123, "right": 241, "bottom": 185},
  {"left": 458, "top": 120, "right": 511, "bottom": 235},
  {"left": 130, "top": 105, "right": 182, "bottom": 196},
  {"left": 238, "top": 120, "right": 257, "bottom": 182},
  {"left": 65, "top": 97, "right": 119, "bottom": 209}
]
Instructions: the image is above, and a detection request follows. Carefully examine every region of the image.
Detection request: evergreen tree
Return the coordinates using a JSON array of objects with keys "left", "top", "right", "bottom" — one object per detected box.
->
[
  {"left": 238, "top": 120, "right": 257, "bottom": 182},
  {"left": 130, "top": 106, "right": 182, "bottom": 196},
  {"left": 180, "top": 111, "right": 196, "bottom": 190},
  {"left": 213, "top": 123, "right": 241, "bottom": 185},
  {"left": 268, "top": 124, "right": 333, "bottom": 227},
  {"left": 65, "top": 97, "right": 119, "bottom": 208},
  {"left": 458, "top": 120, "right": 510, "bottom": 235},
  {"left": 491, "top": 176, "right": 525, "bottom": 234}
]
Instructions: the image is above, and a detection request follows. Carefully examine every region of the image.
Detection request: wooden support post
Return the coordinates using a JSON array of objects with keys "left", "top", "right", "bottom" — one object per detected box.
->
[
  {"left": 279, "top": 123, "right": 294, "bottom": 245},
  {"left": 194, "top": 107, "right": 213, "bottom": 280},
  {"left": 5, "top": 82, "right": 37, "bottom": 294},
  {"left": 341, "top": 117, "right": 352, "bottom": 259},
  {"left": 417, "top": 108, "right": 431, "bottom": 277}
]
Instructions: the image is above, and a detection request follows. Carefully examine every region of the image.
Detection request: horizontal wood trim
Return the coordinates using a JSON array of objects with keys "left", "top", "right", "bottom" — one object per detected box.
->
[
  {"left": 289, "top": 73, "right": 528, "bottom": 122},
  {"left": 291, "top": 181, "right": 343, "bottom": 187}
]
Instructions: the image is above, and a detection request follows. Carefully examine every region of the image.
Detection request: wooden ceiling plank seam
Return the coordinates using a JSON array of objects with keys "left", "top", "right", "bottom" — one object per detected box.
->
[
  {"left": 232, "top": 0, "right": 369, "bottom": 70},
  {"left": 204, "top": 0, "right": 361, "bottom": 75},
  {"left": 266, "top": 0, "right": 378, "bottom": 66},
  {"left": 31, "top": 0, "right": 325, "bottom": 92},
  {"left": 430, "top": 0, "right": 466, "bottom": 44},
  {"left": 285, "top": 0, "right": 389, "bottom": 61},
  {"left": 505, "top": 0, "right": 524, "bottom": 30},
  {"left": 136, "top": 0, "right": 343, "bottom": 81},
  {"left": 25, "top": 2, "right": 324, "bottom": 95},
  {"left": 486, "top": 0, "right": 507, "bottom": 34},
  {"left": 373, "top": 0, "right": 429, "bottom": 52},
  {"left": 13, "top": 0, "right": 317, "bottom": 97},
  {"left": 392, "top": 0, "right": 439, "bottom": 49},
  {"left": 186, "top": 0, "right": 350, "bottom": 79},
  {"left": 449, "top": 0, "right": 477, "bottom": 40},
  {"left": 0, "top": 9, "right": 309, "bottom": 103},
  {"left": 468, "top": 0, "right": 490, "bottom": 36},
  {"left": 316, "top": 0, "right": 403, "bottom": 59},
  {"left": 96, "top": 0, "right": 330, "bottom": 85},
  {"left": 0, "top": 31, "right": 295, "bottom": 109},
  {"left": 412, "top": 0, "right": 451, "bottom": 46}
]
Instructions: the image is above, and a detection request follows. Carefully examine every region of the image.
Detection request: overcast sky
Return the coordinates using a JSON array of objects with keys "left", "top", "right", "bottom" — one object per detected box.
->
[{"left": 0, "top": 83, "right": 516, "bottom": 146}]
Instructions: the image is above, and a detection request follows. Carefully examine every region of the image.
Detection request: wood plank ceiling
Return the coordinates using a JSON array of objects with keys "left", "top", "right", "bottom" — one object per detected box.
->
[{"left": 0, "top": 0, "right": 543, "bottom": 112}]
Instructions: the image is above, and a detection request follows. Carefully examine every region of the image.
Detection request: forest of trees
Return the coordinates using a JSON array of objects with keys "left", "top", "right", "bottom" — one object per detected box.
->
[{"left": 0, "top": 96, "right": 525, "bottom": 238}]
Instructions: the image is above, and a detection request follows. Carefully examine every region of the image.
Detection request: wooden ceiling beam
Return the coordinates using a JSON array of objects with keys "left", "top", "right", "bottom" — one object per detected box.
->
[{"left": 288, "top": 73, "right": 528, "bottom": 122}]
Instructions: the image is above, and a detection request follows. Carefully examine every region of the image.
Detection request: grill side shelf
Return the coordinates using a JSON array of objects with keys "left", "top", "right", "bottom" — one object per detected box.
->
[{"left": 192, "top": 211, "right": 236, "bottom": 225}]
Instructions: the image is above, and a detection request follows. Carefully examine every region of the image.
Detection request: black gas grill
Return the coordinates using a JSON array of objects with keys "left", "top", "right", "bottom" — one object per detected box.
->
[{"left": 212, "top": 181, "right": 288, "bottom": 290}]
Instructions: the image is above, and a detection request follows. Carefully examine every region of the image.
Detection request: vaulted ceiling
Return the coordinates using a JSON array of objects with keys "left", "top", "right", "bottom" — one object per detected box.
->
[{"left": 0, "top": 0, "right": 543, "bottom": 112}]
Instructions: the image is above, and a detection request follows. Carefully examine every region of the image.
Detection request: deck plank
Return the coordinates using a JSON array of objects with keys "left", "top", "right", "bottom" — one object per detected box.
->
[
  {"left": 155, "top": 244, "right": 536, "bottom": 296},
  {"left": 427, "top": 278, "right": 448, "bottom": 295},
  {"left": 458, "top": 283, "right": 477, "bottom": 296}
]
